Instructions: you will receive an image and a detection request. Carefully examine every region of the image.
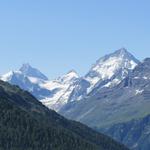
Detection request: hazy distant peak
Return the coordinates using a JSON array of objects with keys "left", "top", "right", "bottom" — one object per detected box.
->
[{"left": 19, "top": 63, "right": 48, "bottom": 80}]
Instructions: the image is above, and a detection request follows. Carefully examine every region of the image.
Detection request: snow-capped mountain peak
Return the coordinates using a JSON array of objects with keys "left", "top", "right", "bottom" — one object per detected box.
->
[
  {"left": 58, "top": 70, "right": 79, "bottom": 84},
  {"left": 40, "top": 70, "right": 79, "bottom": 111},
  {"left": 19, "top": 63, "right": 48, "bottom": 80},
  {"left": 112, "top": 48, "right": 139, "bottom": 64},
  {"left": 113, "top": 47, "right": 129, "bottom": 57},
  {"left": 85, "top": 48, "right": 140, "bottom": 92}
]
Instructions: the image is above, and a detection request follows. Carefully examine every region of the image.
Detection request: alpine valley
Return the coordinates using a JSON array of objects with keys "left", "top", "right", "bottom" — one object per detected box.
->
[
  {"left": 1, "top": 48, "right": 150, "bottom": 150},
  {"left": 0, "top": 80, "right": 128, "bottom": 150}
]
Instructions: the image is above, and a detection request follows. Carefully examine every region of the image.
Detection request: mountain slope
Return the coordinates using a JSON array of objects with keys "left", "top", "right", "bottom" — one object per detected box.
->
[
  {"left": 0, "top": 80, "right": 128, "bottom": 150},
  {"left": 97, "top": 58, "right": 150, "bottom": 150},
  {"left": 67, "top": 48, "right": 139, "bottom": 105},
  {"left": 0, "top": 65, "right": 81, "bottom": 111},
  {"left": 41, "top": 70, "right": 80, "bottom": 111},
  {"left": 0, "top": 48, "right": 139, "bottom": 112},
  {"left": 100, "top": 114, "right": 150, "bottom": 150},
  {"left": 59, "top": 58, "right": 150, "bottom": 128},
  {"left": 0, "top": 66, "right": 51, "bottom": 100}
]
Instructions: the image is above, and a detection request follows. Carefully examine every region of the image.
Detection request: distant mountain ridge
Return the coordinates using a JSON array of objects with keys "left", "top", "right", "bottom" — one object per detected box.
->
[
  {"left": 59, "top": 57, "right": 150, "bottom": 150},
  {"left": 0, "top": 48, "right": 140, "bottom": 111},
  {"left": 60, "top": 57, "right": 150, "bottom": 127},
  {"left": 2, "top": 48, "right": 150, "bottom": 150}
]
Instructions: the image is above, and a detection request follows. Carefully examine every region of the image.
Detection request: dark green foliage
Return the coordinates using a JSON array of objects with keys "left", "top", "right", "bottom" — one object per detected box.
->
[{"left": 0, "top": 80, "right": 129, "bottom": 150}]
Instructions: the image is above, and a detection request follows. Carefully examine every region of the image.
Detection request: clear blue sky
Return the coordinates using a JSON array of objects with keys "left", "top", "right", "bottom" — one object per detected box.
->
[{"left": 0, "top": 0, "right": 150, "bottom": 79}]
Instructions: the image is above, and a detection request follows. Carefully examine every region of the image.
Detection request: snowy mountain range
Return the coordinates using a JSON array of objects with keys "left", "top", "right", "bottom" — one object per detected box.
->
[
  {"left": 60, "top": 58, "right": 150, "bottom": 128},
  {"left": 0, "top": 48, "right": 139, "bottom": 111},
  {"left": 2, "top": 48, "right": 150, "bottom": 150},
  {"left": 59, "top": 55, "right": 150, "bottom": 150}
]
